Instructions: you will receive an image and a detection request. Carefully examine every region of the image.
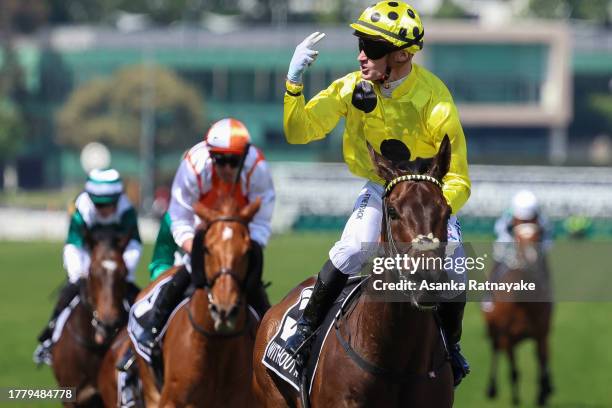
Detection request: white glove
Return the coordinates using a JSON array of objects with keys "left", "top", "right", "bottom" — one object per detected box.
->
[{"left": 287, "top": 32, "right": 326, "bottom": 84}]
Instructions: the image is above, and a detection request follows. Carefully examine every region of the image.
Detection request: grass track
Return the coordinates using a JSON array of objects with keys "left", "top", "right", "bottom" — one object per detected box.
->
[{"left": 0, "top": 234, "right": 610, "bottom": 407}]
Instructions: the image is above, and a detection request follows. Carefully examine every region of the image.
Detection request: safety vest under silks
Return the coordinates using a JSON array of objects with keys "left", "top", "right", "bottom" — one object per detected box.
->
[
  {"left": 191, "top": 149, "right": 265, "bottom": 211},
  {"left": 284, "top": 63, "right": 471, "bottom": 214}
]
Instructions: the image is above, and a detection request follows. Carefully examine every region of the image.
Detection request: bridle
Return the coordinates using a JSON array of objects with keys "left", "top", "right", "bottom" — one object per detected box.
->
[
  {"left": 382, "top": 173, "right": 445, "bottom": 311},
  {"left": 195, "top": 216, "right": 249, "bottom": 294},
  {"left": 330, "top": 173, "right": 450, "bottom": 384},
  {"left": 74, "top": 268, "right": 127, "bottom": 349},
  {"left": 188, "top": 215, "right": 254, "bottom": 338}
]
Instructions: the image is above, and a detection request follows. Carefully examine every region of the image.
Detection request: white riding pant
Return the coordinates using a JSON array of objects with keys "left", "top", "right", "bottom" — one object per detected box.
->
[
  {"left": 64, "top": 240, "right": 140, "bottom": 283},
  {"left": 329, "top": 181, "right": 464, "bottom": 277}
]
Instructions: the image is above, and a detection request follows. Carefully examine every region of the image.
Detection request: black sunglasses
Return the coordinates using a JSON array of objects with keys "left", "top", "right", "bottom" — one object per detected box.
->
[
  {"left": 212, "top": 154, "right": 241, "bottom": 168},
  {"left": 358, "top": 38, "right": 396, "bottom": 60}
]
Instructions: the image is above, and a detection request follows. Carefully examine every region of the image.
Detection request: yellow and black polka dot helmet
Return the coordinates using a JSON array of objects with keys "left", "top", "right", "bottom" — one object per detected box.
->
[{"left": 350, "top": 1, "right": 424, "bottom": 54}]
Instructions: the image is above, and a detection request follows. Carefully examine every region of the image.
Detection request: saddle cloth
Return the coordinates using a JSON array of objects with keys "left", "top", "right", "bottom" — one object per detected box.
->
[
  {"left": 262, "top": 276, "right": 365, "bottom": 395},
  {"left": 50, "top": 296, "right": 81, "bottom": 344},
  {"left": 127, "top": 275, "right": 260, "bottom": 364}
]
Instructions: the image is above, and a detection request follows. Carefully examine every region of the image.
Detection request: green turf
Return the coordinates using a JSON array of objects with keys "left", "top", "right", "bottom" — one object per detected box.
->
[{"left": 0, "top": 234, "right": 610, "bottom": 407}]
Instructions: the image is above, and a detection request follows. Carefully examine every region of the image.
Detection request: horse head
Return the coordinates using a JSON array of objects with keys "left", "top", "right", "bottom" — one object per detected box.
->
[
  {"left": 512, "top": 218, "right": 542, "bottom": 267},
  {"left": 368, "top": 135, "right": 453, "bottom": 306},
  {"left": 192, "top": 195, "right": 261, "bottom": 332},
  {"left": 83, "top": 226, "right": 131, "bottom": 344}
]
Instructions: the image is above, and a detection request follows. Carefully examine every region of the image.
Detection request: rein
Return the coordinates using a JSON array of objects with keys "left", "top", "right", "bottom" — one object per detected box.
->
[
  {"left": 188, "top": 214, "right": 251, "bottom": 337},
  {"left": 77, "top": 281, "right": 125, "bottom": 346},
  {"left": 332, "top": 173, "right": 449, "bottom": 382},
  {"left": 383, "top": 173, "right": 443, "bottom": 311},
  {"left": 194, "top": 216, "right": 249, "bottom": 291},
  {"left": 187, "top": 300, "right": 255, "bottom": 339}
]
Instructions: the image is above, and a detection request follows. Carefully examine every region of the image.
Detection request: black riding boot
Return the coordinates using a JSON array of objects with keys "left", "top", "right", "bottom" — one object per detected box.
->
[
  {"left": 33, "top": 280, "right": 80, "bottom": 365},
  {"left": 126, "top": 281, "right": 141, "bottom": 306},
  {"left": 37, "top": 281, "right": 81, "bottom": 343},
  {"left": 438, "top": 298, "right": 470, "bottom": 387},
  {"left": 285, "top": 260, "right": 348, "bottom": 367},
  {"left": 135, "top": 267, "right": 191, "bottom": 353},
  {"left": 246, "top": 240, "right": 270, "bottom": 318}
]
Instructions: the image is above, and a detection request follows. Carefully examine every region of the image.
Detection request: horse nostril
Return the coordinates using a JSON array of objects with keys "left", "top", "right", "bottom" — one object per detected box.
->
[
  {"left": 228, "top": 305, "right": 239, "bottom": 319},
  {"left": 209, "top": 303, "right": 219, "bottom": 315}
]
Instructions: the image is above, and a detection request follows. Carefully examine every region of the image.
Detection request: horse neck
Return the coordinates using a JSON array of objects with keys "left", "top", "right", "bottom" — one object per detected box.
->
[{"left": 349, "top": 291, "right": 439, "bottom": 373}]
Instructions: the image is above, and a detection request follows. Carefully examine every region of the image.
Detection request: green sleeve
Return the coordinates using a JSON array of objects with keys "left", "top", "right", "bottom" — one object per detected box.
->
[
  {"left": 148, "top": 212, "right": 178, "bottom": 280},
  {"left": 120, "top": 207, "right": 142, "bottom": 243},
  {"left": 66, "top": 210, "right": 86, "bottom": 247}
]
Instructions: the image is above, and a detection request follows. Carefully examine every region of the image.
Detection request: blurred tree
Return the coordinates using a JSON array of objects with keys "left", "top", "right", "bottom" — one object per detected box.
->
[
  {"left": 0, "top": 0, "right": 28, "bottom": 165},
  {"left": 434, "top": 0, "right": 471, "bottom": 19},
  {"left": 589, "top": 93, "right": 612, "bottom": 129},
  {"left": 525, "top": 0, "right": 611, "bottom": 23},
  {"left": 56, "top": 65, "right": 205, "bottom": 151},
  {"left": 0, "top": 99, "right": 25, "bottom": 161}
]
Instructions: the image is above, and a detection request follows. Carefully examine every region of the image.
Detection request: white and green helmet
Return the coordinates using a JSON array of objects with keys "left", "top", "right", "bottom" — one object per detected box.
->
[{"left": 85, "top": 168, "right": 123, "bottom": 205}]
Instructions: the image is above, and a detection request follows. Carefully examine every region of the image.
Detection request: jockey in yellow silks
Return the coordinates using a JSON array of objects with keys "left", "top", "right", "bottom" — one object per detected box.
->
[{"left": 283, "top": 1, "right": 471, "bottom": 386}]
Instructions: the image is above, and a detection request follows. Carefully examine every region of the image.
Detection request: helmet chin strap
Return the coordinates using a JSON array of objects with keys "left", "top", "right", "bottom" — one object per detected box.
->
[{"left": 377, "top": 54, "right": 393, "bottom": 88}]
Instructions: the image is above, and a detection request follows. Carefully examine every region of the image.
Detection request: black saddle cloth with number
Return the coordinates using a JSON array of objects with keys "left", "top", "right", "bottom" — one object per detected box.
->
[{"left": 261, "top": 276, "right": 365, "bottom": 395}]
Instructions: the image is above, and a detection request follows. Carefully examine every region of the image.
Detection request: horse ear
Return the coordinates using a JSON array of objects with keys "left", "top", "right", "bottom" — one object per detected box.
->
[
  {"left": 239, "top": 197, "right": 261, "bottom": 223},
  {"left": 115, "top": 230, "right": 132, "bottom": 253},
  {"left": 83, "top": 226, "right": 95, "bottom": 249},
  {"left": 367, "top": 142, "right": 398, "bottom": 182},
  {"left": 428, "top": 135, "right": 451, "bottom": 182},
  {"left": 193, "top": 201, "right": 219, "bottom": 224}
]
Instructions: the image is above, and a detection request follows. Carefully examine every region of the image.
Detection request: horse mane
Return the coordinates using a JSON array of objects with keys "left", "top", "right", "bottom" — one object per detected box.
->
[{"left": 213, "top": 193, "right": 240, "bottom": 216}]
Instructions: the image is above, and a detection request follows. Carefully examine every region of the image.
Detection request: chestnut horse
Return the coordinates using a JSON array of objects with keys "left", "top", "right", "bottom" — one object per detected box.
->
[
  {"left": 483, "top": 221, "right": 553, "bottom": 406},
  {"left": 253, "top": 137, "right": 455, "bottom": 408},
  {"left": 135, "top": 196, "right": 261, "bottom": 407},
  {"left": 52, "top": 227, "right": 132, "bottom": 407}
]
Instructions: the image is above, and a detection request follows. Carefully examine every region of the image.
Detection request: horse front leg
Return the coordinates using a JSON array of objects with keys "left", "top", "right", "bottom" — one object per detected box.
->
[
  {"left": 486, "top": 337, "right": 499, "bottom": 399},
  {"left": 507, "top": 346, "right": 520, "bottom": 406},
  {"left": 536, "top": 336, "right": 553, "bottom": 406}
]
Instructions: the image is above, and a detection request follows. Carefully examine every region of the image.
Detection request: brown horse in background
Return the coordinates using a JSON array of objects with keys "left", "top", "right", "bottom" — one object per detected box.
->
[
  {"left": 136, "top": 196, "right": 261, "bottom": 407},
  {"left": 483, "top": 221, "right": 553, "bottom": 406},
  {"left": 52, "top": 227, "right": 132, "bottom": 407},
  {"left": 252, "top": 137, "right": 455, "bottom": 407}
]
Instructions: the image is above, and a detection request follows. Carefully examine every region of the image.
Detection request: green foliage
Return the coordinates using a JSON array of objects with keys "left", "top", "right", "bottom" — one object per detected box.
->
[
  {"left": 56, "top": 65, "right": 205, "bottom": 152},
  {"left": 525, "top": 0, "right": 611, "bottom": 22},
  {"left": 589, "top": 93, "right": 612, "bottom": 128},
  {"left": 0, "top": 99, "right": 25, "bottom": 161},
  {"left": 434, "top": 0, "right": 471, "bottom": 19}
]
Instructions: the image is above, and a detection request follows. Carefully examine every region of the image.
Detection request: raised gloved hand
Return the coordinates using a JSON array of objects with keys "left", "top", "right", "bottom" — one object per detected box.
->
[{"left": 287, "top": 32, "right": 326, "bottom": 84}]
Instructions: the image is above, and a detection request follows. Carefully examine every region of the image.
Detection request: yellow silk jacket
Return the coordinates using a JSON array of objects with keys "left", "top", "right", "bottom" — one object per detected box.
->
[{"left": 284, "top": 63, "right": 471, "bottom": 213}]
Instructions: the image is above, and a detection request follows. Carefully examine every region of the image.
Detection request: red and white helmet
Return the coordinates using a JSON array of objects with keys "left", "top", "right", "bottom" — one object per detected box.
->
[{"left": 205, "top": 118, "right": 251, "bottom": 155}]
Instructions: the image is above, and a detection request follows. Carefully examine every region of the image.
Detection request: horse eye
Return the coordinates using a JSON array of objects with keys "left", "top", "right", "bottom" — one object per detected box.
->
[{"left": 387, "top": 206, "right": 400, "bottom": 220}]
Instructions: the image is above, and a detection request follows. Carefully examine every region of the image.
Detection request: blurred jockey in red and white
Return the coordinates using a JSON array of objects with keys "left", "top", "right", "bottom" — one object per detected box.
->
[{"left": 135, "top": 118, "right": 275, "bottom": 353}]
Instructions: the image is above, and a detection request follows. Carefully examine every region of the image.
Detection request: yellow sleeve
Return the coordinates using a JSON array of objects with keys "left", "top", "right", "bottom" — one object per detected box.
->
[
  {"left": 427, "top": 101, "right": 471, "bottom": 213},
  {"left": 283, "top": 78, "right": 348, "bottom": 145}
]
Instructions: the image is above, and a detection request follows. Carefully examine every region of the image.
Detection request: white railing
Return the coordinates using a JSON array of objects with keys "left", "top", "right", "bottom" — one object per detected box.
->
[{"left": 270, "top": 163, "right": 612, "bottom": 231}]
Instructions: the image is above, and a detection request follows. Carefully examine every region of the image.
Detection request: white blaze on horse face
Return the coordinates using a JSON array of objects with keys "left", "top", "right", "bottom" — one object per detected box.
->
[
  {"left": 101, "top": 259, "right": 118, "bottom": 272},
  {"left": 222, "top": 226, "right": 234, "bottom": 241}
]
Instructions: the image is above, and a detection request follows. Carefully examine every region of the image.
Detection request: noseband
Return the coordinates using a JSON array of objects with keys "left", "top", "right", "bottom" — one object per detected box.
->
[
  {"left": 188, "top": 215, "right": 253, "bottom": 338},
  {"left": 201, "top": 216, "right": 248, "bottom": 297},
  {"left": 382, "top": 174, "right": 445, "bottom": 311}
]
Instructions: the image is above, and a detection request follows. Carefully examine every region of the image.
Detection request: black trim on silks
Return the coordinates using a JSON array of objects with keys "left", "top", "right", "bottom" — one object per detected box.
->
[
  {"left": 352, "top": 81, "right": 377, "bottom": 113},
  {"left": 353, "top": 20, "right": 424, "bottom": 47},
  {"left": 190, "top": 228, "right": 206, "bottom": 288},
  {"left": 286, "top": 90, "right": 302, "bottom": 97}
]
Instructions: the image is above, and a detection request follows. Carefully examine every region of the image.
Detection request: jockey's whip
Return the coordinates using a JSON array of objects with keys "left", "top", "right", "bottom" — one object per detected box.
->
[{"left": 231, "top": 143, "right": 250, "bottom": 195}]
